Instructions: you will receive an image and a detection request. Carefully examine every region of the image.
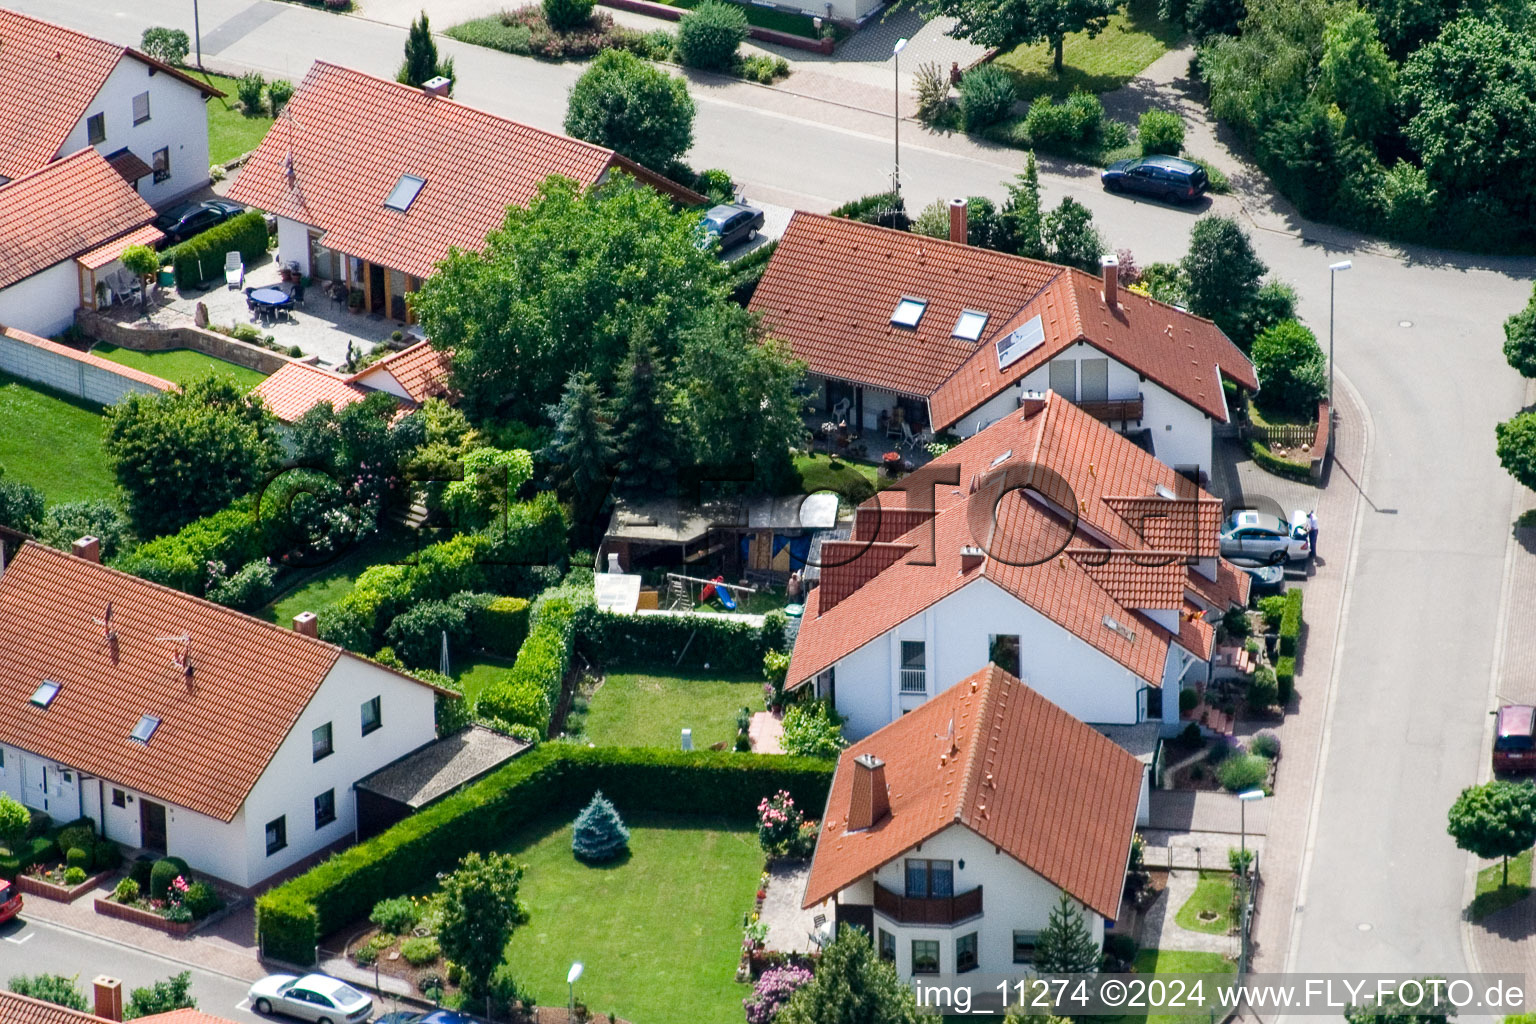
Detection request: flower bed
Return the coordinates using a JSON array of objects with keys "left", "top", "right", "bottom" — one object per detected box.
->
[
  {"left": 97, "top": 870, "right": 230, "bottom": 934},
  {"left": 95, "top": 897, "right": 195, "bottom": 935},
  {"left": 343, "top": 896, "right": 456, "bottom": 1001},
  {"left": 15, "top": 868, "right": 112, "bottom": 902}
]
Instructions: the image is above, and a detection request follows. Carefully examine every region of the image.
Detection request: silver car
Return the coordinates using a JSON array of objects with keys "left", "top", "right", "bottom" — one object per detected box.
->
[
  {"left": 1219, "top": 509, "right": 1311, "bottom": 563},
  {"left": 248, "top": 974, "right": 372, "bottom": 1024}
]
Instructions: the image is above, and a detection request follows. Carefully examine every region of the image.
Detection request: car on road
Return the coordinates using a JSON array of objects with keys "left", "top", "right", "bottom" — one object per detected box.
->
[
  {"left": 1229, "top": 559, "right": 1286, "bottom": 595},
  {"left": 1494, "top": 704, "right": 1536, "bottom": 773},
  {"left": 248, "top": 974, "right": 371, "bottom": 1024},
  {"left": 375, "top": 1012, "right": 476, "bottom": 1024},
  {"left": 0, "top": 879, "right": 21, "bottom": 924},
  {"left": 1219, "top": 509, "right": 1311, "bottom": 564},
  {"left": 697, "top": 202, "right": 764, "bottom": 252},
  {"left": 152, "top": 198, "right": 245, "bottom": 247},
  {"left": 1101, "top": 155, "right": 1209, "bottom": 205}
]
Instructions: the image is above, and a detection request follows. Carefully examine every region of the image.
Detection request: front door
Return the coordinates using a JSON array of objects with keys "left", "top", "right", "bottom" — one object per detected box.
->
[
  {"left": 19, "top": 755, "right": 48, "bottom": 811},
  {"left": 368, "top": 262, "right": 385, "bottom": 313},
  {"left": 140, "top": 800, "right": 167, "bottom": 853}
]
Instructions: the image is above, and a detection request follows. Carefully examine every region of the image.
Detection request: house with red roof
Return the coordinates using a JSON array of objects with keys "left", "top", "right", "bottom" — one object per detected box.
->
[
  {"left": 0, "top": 539, "right": 452, "bottom": 887},
  {"left": 3, "top": 978, "right": 237, "bottom": 1024},
  {"left": 0, "top": 7, "right": 221, "bottom": 207},
  {"left": 749, "top": 207, "right": 1258, "bottom": 482},
  {"left": 254, "top": 339, "right": 454, "bottom": 424},
  {"left": 804, "top": 664, "right": 1142, "bottom": 980},
  {"left": 227, "top": 63, "right": 703, "bottom": 324},
  {"left": 787, "top": 390, "right": 1250, "bottom": 740}
]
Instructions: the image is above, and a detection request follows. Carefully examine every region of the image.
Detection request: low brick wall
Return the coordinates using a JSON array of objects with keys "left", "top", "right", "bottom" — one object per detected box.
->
[
  {"left": 0, "top": 325, "right": 173, "bottom": 404},
  {"left": 1309, "top": 400, "right": 1331, "bottom": 481},
  {"left": 94, "top": 897, "right": 195, "bottom": 935},
  {"left": 14, "top": 870, "right": 111, "bottom": 903},
  {"left": 76, "top": 310, "right": 294, "bottom": 375},
  {"left": 597, "top": 0, "right": 836, "bottom": 53}
]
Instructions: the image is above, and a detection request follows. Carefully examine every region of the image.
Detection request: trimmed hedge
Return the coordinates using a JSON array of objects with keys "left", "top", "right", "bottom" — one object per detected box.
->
[
  {"left": 1249, "top": 439, "right": 1314, "bottom": 482},
  {"left": 475, "top": 597, "right": 531, "bottom": 656},
  {"left": 115, "top": 497, "right": 263, "bottom": 595},
  {"left": 165, "top": 210, "right": 270, "bottom": 288},
  {"left": 585, "top": 609, "right": 788, "bottom": 674},
  {"left": 254, "top": 745, "right": 834, "bottom": 966},
  {"left": 0, "top": 835, "right": 57, "bottom": 879},
  {"left": 1275, "top": 654, "right": 1296, "bottom": 705},
  {"left": 1279, "top": 588, "right": 1303, "bottom": 657},
  {"left": 476, "top": 597, "right": 578, "bottom": 733}
]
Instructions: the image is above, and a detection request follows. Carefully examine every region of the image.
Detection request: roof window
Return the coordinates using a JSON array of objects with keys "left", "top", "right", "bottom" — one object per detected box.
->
[
  {"left": 30, "top": 680, "right": 60, "bottom": 708},
  {"left": 891, "top": 297, "right": 927, "bottom": 328},
  {"left": 953, "top": 309, "right": 989, "bottom": 341},
  {"left": 130, "top": 715, "right": 161, "bottom": 744},
  {"left": 996, "top": 314, "right": 1045, "bottom": 370},
  {"left": 1102, "top": 615, "right": 1137, "bottom": 643},
  {"left": 989, "top": 449, "right": 1013, "bottom": 469},
  {"left": 384, "top": 174, "right": 426, "bottom": 212},
  {"left": 1155, "top": 484, "right": 1178, "bottom": 500}
]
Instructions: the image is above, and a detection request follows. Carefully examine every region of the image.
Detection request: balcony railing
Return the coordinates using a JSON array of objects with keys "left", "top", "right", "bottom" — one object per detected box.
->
[
  {"left": 1077, "top": 396, "right": 1144, "bottom": 423},
  {"left": 873, "top": 883, "right": 983, "bottom": 925},
  {"left": 900, "top": 668, "right": 926, "bottom": 694}
]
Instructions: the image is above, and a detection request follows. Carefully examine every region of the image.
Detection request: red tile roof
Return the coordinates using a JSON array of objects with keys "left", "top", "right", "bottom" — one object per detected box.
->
[
  {"left": 227, "top": 63, "right": 703, "bottom": 281},
  {"left": 76, "top": 223, "right": 166, "bottom": 271},
  {"left": 254, "top": 360, "right": 372, "bottom": 423},
  {"left": 136, "top": 1011, "right": 241, "bottom": 1024},
  {"left": 786, "top": 392, "right": 1225, "bottom": 689},
  {"left": 0, "top": 992, "right": 111, "bottom": 1024},
  {"left": 105, "top": 148, "right": 153, "bottom": 184},
  {"left": 348, "top": 339, "right": 454, "bottom": 403},
  {"left": 1186, "top": 557, "right": 1252, "bottom": 611},
  {"left": 0, "top": 542, "right": 443, "bottom": 821},
  {"left": 1069, "top": 549, "right": 1187, "bottom": 609},
  {"left": 0, "top": 148, "right": 158, "bottom": 289},
  {"left": 2, "top": 326, "right": 174, "bottom": 392},
  {"left": 748, "top": 212, "right": 1257, "bottom": 426},
  {"left": 803, "top": 664, "right": 1141, "bottom": 920},
  {"left": 0, "top": 8, "right": 220, "bottom": 180},
  {"left": 1177, "top": 601, "right": 1215, "bottom": 660}
]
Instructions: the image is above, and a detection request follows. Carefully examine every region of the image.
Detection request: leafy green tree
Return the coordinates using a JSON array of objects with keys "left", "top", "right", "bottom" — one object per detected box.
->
[
  {"left": 139, "top": 27, "right": 190, "bottom": 66},
  {"left": 104, "top": 375, "right": 276, "bottom": 536},
  {"left": 612, "top": 332, "right": 679, "bottom": 496},
  {"left": 1160, "top": 0, "right": 1245, "bottom": 39},
  {"left": 1252, "top": 319, "right": 1327, "bottom": 416},
  {"left": 1503, "top": 284, "right": 1536, "bottom": 377},
  {"left": 776, "top": 925, "right": 922, "bottom": 1024},
  {"left": 1236, "top": 279, "right": 1300, "bottom": 347},
  {"left": 1317, "top": 10, "right": 1397, "bottom": 141},
  {"left": 398, "top": 11, "right": 451, "bottom": 89},
  {"left": 443, "top": 447, "right": 535, "bottom": 531},
  {"left": 544, "top": 0, "right": 596, "bottom": 31},
  {"left": 564, "top": 49, "right": 696, "bottom": 172},
  {"left": 571, "top": 790, "right": 631, "bottom": 862},
  {"left": 7, "top": 975, "right": 88, "bottom": 1011},
  {"left": 0, "top": 793, "right": 28, "bottom": 851},
  {"left": 1344, "top": 978, "right": 1456, "bottom": 1024},
  {"left": 0, "top": 465, "right": 44, "bottom": 534},
  {"left": 1181, "top": 215, "right": 1267, "bottom": 346},
  {"left": 676, "top": 0, "right": 749, "bottom": 72},
  {"left": 436, "top": 852, "right": 526, "bottom": 998},
  {"left": 1446, "top": 780, "right": 1536, "bottom": 886},
  {"left": 120, "top": 244, "right": 160, "bottom": 311},
  {"left": 124, "top": 973, "right": 196, "bottom": 1020},
  {"left": 1495, "top": 412, "right": 1536, "bottom": 493},
  {"left": 1042, "top": 197, "right": 1104, "bottom": 272},
  {"left": 544, "top": 370, "right": 616, "bottom": 514},
  {"left": 1003, "top": 152, "right": 1046, "bottom": 258},
  {"left": 1034, "top": 891, "right": 1101, "bottom": 973},
  {"left": 935, "top": 0, "right": 1117, "bottom": 74}
]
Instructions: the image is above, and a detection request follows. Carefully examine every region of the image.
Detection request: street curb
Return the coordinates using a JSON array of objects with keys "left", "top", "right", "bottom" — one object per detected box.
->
[{"left": 25, "top": 915, "right": 265, "bottom": 987}]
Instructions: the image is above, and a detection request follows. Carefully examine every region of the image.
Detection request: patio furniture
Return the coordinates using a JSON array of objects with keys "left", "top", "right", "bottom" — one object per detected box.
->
[
  {"left": 886, "top": 406, "right": 905, "bottom": 439},
  {"left": 249, "top": 286, "right": 294, "bottom": 322},
  {"left": 900, "top": 421, "right": 920, "bottom": 452},
  {"left": 224, "top": 252, "right": 243, "bottom": 289}
]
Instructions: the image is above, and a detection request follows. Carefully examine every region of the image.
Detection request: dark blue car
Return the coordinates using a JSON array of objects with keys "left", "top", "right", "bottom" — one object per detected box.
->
[{"left": 1101, "top": 155, "right": 1209, "bottom": 205}]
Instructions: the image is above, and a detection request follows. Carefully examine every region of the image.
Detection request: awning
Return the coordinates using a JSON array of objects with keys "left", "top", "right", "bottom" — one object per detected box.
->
[
  {"left": 76, "top": 224, "right": 165, "bottom": 270},
  {"left": 105, "top": 148, "right": 153, "bottom": 184}
]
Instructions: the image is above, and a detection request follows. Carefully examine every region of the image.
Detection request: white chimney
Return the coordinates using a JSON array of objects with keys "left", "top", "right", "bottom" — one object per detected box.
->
[
  {"left": 948, "top": 198, "right": 968, "bottom": 244},
  {"left": 293, "top": 611, "right": 319, "bottom": 638},
  {"left": 1101, "top": 253, "right": 1119, "bottom": 310},
  {"left": 959, "top": 544, "right": 985, "bottom": 573},
  {"left": 72, "top": 536, "right": 101, "bottom": 563},
  {"left": 421, "top": 75, "right": 451, "bottom": 97}
]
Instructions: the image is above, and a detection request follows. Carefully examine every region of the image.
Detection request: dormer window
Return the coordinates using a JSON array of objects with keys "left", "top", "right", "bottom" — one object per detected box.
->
[
  {"left": 952, "top": 310, "right": 989, "bottom": 341},
  {"left": 30, "top": 680, "right": 60, "bottom": 708},
  {"left": 384, "top": 174, "right": 426, "bottom": 212},
  {"left": 891, "top": 297, "right": 927, "bottom": 328},
  {"left": 130, "top": 715, "right": 161, "bottom": 744}
]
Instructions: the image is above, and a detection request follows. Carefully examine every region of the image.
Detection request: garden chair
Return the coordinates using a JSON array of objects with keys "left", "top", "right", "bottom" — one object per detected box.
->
[
  {"left": 223, "top": 251, "right": 243, "bottom": 289},
  {"left": 900, "top": 421, "right": 920, "bottom": 452},
  {"left": 832, "top": 397, "right": 851, "bottom": 423}
]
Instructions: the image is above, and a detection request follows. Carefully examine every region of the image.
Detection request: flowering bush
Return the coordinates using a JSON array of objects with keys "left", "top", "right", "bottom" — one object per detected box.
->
[
  {"left": 757, "top": 791, "right": 804, "bottom": 857},
  {"left": 743, "top": 964, "right": 814, "bottom": 1024}
]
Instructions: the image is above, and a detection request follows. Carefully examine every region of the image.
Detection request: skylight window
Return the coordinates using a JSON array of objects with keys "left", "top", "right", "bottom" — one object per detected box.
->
[
  {"left": 1155, "top": 483, "right": 1179, "bottom": 500},
  {"left": 953, "top": 309, "right": 989, "bottom": 341},
  {"left": 30, "top": 680, "right": 60, "bottom": 708},
  {"left": 130, "top": 715, "right": 161, "bottom": 744},
  {"left": 891, "top": 297, "right": 927, "bottom": 328},
  {"left": 384, "top": 174, "right": 426, "bottom": 212},
  {"left": 989, "top": 449, "right": 1013, "bottom": 469}
]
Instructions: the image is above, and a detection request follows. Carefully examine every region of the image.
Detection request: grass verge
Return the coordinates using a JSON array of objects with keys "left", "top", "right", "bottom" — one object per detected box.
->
[
  {"left": 581, "top": 670, "right": 761, "bottom": 749},
  {"left": 1471, "top": 848, "right": 1533, "bottom": 922},
  {"left": 186, "top": 70, "right": 276, "bottom": 165},
  {"left": 89, "top": 344, "right": 268, "bottom": 389},
  {"left": 259, "top": 527, "right": 420, "bottom": 626},
  {"left": 0, "top": 371, "right": 114, "bottom": 503},
  {"left": 453, "top": 652, "right": 519, "bottom": 705}
]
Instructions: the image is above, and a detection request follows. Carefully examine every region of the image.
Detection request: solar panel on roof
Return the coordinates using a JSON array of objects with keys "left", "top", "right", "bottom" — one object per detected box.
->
[{"left": 996, "top": 315, "right": 1045, "bottom": 370}]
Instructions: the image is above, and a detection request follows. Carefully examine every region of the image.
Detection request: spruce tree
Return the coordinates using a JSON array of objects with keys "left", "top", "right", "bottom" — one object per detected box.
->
[
  {"left": 544, "top": 370, "right": 616, "bottom": 516},
  {"left": 400, "top": 12, "right": 440, "bottom": 88},
  {"left": 1033, "top": 891, "right": 1102, "bottom": 974},
  {"left": 612, "top": 332, "right": 678, "bottom": 497},
  {"left": 1003, "top": 151, "right": 1045, "bottom": 259},
  {"left": 572, "top": 790, "right": 631, "bottom": 862}
]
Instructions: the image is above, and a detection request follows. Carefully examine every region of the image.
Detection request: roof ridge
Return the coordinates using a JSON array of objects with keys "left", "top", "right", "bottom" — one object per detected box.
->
[
  {"left": 1, "top": 145, "right": 95, "bottom": 187},
  {"left": 952, "top": 666, "right": 999, "bottom": 827}
]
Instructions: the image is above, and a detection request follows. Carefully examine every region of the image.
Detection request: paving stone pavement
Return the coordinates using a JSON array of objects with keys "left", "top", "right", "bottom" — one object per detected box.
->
[{"left": 1142, "top": 871, "right": 1241, "bottom": 955}]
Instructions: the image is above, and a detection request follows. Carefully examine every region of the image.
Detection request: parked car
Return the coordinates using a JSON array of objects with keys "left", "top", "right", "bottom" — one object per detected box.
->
[
  {"left": 697, "top": 202, "right": 764, "bottom": 252},
  {"left": 375, "top": 1013, "right": 475, "bottom": 1024},
  {"left": 152, "top": 199, "right": 245, "bottom": 247},
  {"left": 1229, "top": 559, "right": 1286, "bottom": 595},
  {"left": 248, "top": 974, "right": 372, "bottom": 1024},
  {"left": 1219, "top": 509, "right": 1311, "bottom": 564},
  {"left": 0, "top": 879, "right": 21, "bottom": 924},
  {"left": 1101, "top": 156, "right": 1209, "bottom": 205},
  {"left": 1494, "top": 704, "right": 1536, "bottom": 773}
]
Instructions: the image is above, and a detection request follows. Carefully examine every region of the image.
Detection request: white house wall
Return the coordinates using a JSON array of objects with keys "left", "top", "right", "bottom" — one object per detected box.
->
[
  {"left": 58, "top": 57, "right": 212, "bottom": 207},
  {"left": 0, "top": 262, "right": 81, "bottom": 339},
  {"left": 277, "top": 217, "right": 313, "bottom": 278}
]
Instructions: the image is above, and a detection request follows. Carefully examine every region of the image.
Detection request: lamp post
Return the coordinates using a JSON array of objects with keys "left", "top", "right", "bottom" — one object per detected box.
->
[
  {"left": 1237, "top": 789, "right": 1264, "bottom": 872},
  {"left": 193, "top": 0, "right": 203, "bottom": 69},
  {"left": 1328, "top": 260, "right": 1351, "bottom": 406},
  {"left": 567, "top": 962, "right": 584, "bottom": 1018},
  {"left": 892, "top": 37, "right": 908, "bottom": 196}
]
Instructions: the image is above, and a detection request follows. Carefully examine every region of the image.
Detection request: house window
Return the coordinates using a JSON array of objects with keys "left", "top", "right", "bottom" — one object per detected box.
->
[
  {"left": 911, "top": 940, "right": 940, "bottom": 975},
  {"left": 312, "top": 722, "right": 333, "bottom": 762},
  {"left": 900, "top": 640, "right": 926, "bottom": 693},
  {"left": 112, "top": 788, "right": 127, "bottom": 808},
  {"left": 904, "top": 858, "right": 954, "bottom": 899},
  {"left": 815, "top": 668, "right": 836, "bottom": 706},
  {"left": 989, "top": 634, "right": 1021, "bottom": 676},
  {"left": 151, "top": 147, "right": 170, "bottom": 184},
  {"left": 1013, "top": 930, "right": 1040, "bottom": 964},
  {"left": 265, "top": 816, "right": 287, "bottom": 855},
  {"left": 878, "top": 928, "right": 896, "bottom": 963},
  {"left": 1146, "top": 688, "right": 1163, "bottom": 720},
  {"left": 132, "top": 91, "right": 150, "bottom": 125},
  {"left": 314, "top": 789, "right": 336, "bottom": 829},
  {"left": 87, "top": 113, "right": 105, "bottom": 145},
  {"left": 956, "top": 932, "right": 979, "bottom": 972},
  {"left": 360, "top": 696, "right": 382, "bottom": 736}
]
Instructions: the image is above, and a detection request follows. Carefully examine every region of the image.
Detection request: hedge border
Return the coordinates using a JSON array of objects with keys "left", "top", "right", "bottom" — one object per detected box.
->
[
  {"left": 1249, "top": 439, "right": 1315, "bottom": 482},
  {"left": 164, "top": 210, "right": 270, "bottom": 289},
  {"left": 1279, "top": 588, "right": 1303, "bottom": 657},
  {"left": 1275, "top": 655, "right": 1296, "bottom": 705}
]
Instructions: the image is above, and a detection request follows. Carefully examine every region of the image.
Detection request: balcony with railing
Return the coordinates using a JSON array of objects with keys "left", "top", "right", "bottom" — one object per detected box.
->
[
  {"left": 899, "top": 668, "right": 926, "bottom": 694},
  {"left": 1076, "top": 395, "right": 1144, "bottom": 424},
  {"left": 873, "top": 883, "right": 983, "bottom": 925}
]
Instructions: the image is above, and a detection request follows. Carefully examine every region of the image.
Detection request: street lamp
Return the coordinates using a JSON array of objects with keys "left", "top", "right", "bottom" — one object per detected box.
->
[
  {"left": 193, "top": 0, "right": 203, "bottom": 69},
  {"left": 567, "top": 962, "right": 584, "bottom": 1017},
  {"left": 1237, "top": 789, "right": 1264, "bottom": 872},
  {"left": 892, "top": 37, "right": 908, "bottom": 196},
  {"left": 1328, "top": 260, "right": 1351, "bottom": 406}
]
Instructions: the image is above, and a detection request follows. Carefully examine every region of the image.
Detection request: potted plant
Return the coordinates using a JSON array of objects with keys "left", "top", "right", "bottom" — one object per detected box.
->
[
  {"left": 347, "top": 288, "right": 364, "bottom": 312},
  {"left": 881, "top": 451, "right": 902, "bottom": 477}
]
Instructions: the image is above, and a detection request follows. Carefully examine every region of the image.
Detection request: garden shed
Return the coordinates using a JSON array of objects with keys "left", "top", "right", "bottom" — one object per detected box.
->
[{"left": 353, "top": 725, "right": 529, "bottom": 840}]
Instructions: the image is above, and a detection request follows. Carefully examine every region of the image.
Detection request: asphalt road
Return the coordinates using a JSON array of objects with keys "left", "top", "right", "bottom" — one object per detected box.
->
[{"left": 14, "top": 0, "right": 1536, "bottom": 986}]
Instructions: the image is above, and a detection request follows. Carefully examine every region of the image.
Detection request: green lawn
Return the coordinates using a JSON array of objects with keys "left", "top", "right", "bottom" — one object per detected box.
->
[
  {"left": 259, "top": 528, "right": 420, "bottom": 626},
  {"left": 993, "top": 0, "right": 1184, "bottom": 101},
  {"left": 1173, "top": 871, "right": 1236, "bottom": 934},
  {"left": 1106, "top": 950, "right": 1237, "bottom": 1024},
  {"left": 498, "top": 811, "right": 758, "bottom": 1024},
  {"left": 453, "top": 652, "right": 518, "bottom": 704},
  {"left": 0, "top": 372, "right": 115, "bottom": 503},
  {"left": 186, "top": 70, "right": 276, "bottom": 165},
  {"left": 89, "top": 344, "right": 267, "bottom": 389},
  {"left": 789, "top": 453, "right": 881, "bottom": 514},
  {"left": 582, "top": 670, "right": 761, "bottom": 749},
  {"left": 1472, "top": 848, "right": 1533, "bottom": 921},
  {"left": 653, "top": 0, "right": 821, "bottom": 37}
]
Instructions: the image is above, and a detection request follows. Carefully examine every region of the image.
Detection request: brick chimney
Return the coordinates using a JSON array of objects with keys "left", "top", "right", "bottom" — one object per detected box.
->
[
  {"left": 1101, "top": 253, "right": 1119, "bottom": 311},
  {"left": 1019, "top": 390, "right": 1047, "bottom": 417},
  {"left": 422, "top": 75, "right": 451, "bottom": 97},
  {"left": 72, "top": 535, "right": 101, "bottom": 563},
  {"left": 948, "top": 198, "right": 968, "bottom": 244},
  {"left": 292, "top": 611, "right": 319, "bottom": 638},
  {"left": 847, "top": 753, "right": 890, "bottom": 831},
  {"left": 93, "top": 977, "right": 123, "bottom": 1023},
  {"left": 959, "top": 544, "right": 985, "bottom": 573}
]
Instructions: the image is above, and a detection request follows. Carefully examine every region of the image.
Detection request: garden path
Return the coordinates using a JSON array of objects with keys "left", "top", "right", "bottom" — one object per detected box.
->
[
  {"left": 761, "top": 862, "right": 819, "bottom": 953},
  {"left": 750, "top": 711, "right": 785, "bottom": 753},
  {"left": 1141, "top": 872, "right": 1237, "bottom": 955}
]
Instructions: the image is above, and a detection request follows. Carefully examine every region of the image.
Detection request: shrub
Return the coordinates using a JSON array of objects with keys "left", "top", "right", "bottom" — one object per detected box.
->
[
  {"left": 738, "top": 53, "right": 790, "bottom": 83},
  {"left": 913, "top": 61, "right": 950, "bottom": 124},
  {"left": 544, "top": 0, "right": 595, "bottom": 31},
  {"left": 1252, "top": 320, "right": 1327, "bottom": 418},
  {"left": 353, "top": 945, "right": 378, "bottom": 966},
  {"left": 163, "top": 211, "right": 270, "bottom": 288},
  {"left": 571, "top": 790, "right": 631, "bottom": 862},
  {"left": 1179, "top": 688, "right": 1199, "bottom": 714},
  {"left": 1024, "top": 96, "right": 1075, "bottom": 148},
  {"left": 584, "top": 609, "right": 786, "bottom": 674},
  {"left": 115, "top": 878, "right": 141, "bottom": 902},
  {"left": 236, "top": 71, "right": 266, "bottom": 115},
  {"left": 206, "top": 559, "right": 277, "bottom": 611},
  {"left": 267, "top": 79, "right": 295, "bottom": 115},
  {"left": 1247, "top": 665, "right": 1279, "bottom": 709},
  {"left": 149, "top": 857, "right": 190, "bottom": 900},
  {"left": 184, "top": 880, "right": 224, "bottom": 919},
  {"left": 1257, "top": 594, "right": 1286, "bottom": 630},
  {"left": 1180, "top": 721, "right": 1203, "bottom": 746},
  {"left": 140, "top": 27, "right": 190, "bottom": 66},
  {"left": 401, "top": 936, "right": 442, "bottom": 966},
  {"left": 38, "top": 501, "right": 131, "bottom": 562},
  {"left": 1217, "top": 753, "right": 1270, "bottom": 792},
  {"left": 56, "top": 824, "right": 95, "bottom": 858},
  {"left": 65, "top": 847, "right": 91, "bottom": 873},
  {"left": 1063, "top": 90, "right": 1104, "bottom": 140},
  {"left": 676, "top": 0, "right": 748, "bottom": 72},
  {"left": 1279, "top": 588, "right": 1303, "bottom": 655},
  {"left": 64, "top": 866, "right": 87, "bottom": 885},
  {"left": 129, "top": 857, "right": 155, "bottom": 889},
  {"left": 744, "top": 964, "right": 814, "bottom": 1024},
  {"left": 115, "top": 498, "right": 263, "bottom": 595},
  {"left": 386, "top": 594, "right": 480, "bottom": 669},
  {"left": 370, "top": 895, "right": 420, "bottom": 934},
  {"left": 26, "top": 810, "right": 51, "bottom": 839},
  {"left": 1250, "top": 729, "right": 1281, "bottom": 758},
  {"left": 1223, "top": 605, "right": 1251, "bottom": 638},
  {"left": 780, "top": 698, "right": 845, "bottom": 759},
  {"left": 93, "top": 840, "right": 122, "bottom": 872},
  {"left": 1139, "top": 108, "right": 1185, "bottom": 155},
  {"left": 757, "top": 790, "right": 804, "bottom": 857},
  {"left": 477, "top": 588, "right": 581, "bottom": 733},
  {"left": 1275, "top": 655, "right": 1296, "bottom": 704},
  {"left": 960, "top": 64, "right": 1017, "bottom": 130},
  {"left": 474, "top": 596, "right": 532, "bottom": 656}
]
